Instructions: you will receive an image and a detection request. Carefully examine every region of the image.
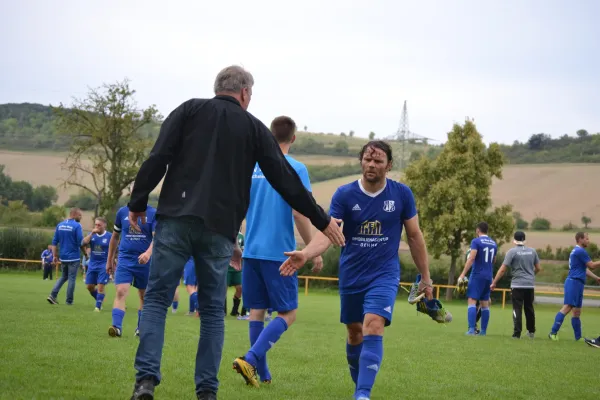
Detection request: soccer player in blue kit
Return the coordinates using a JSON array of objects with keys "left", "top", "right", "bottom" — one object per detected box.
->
[
  {"left": 81, "top": 217, "right": 112, "bottom": 311},
  {"left": 549, "top": 232, "right": 600, "bottom": 341},
  {"left": 106, "top": 204, "right": 156, "bottom": 337},
  {"left": 183, "top": 256, "right": 199, "bottom": 316},
  {"left": 232, "top": 116, "right": 323, "bottom": 387},
  {"left": 458, "top": 222, "right": 497, "bottom": 336},
  {"left": 280, "top": 141, "right": 434, "bottom": 400}
]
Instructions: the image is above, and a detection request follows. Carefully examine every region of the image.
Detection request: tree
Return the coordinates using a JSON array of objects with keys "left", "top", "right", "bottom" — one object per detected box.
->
[
  {"left": 582, "top": 215, "right": 592, "bottom": 229},
  {"left": 30, "top": 185, "right": 58, "bottom": 211},
  {"left": 576, "top": 129, "right": 589, "bottom": 138},
  {"left": 303, "top": 125, "right": 307, "bottom": 132},
  {"left": 404, "top": 120, "right": 514, "bottom": 300},
  {"left": 53, "top": 79, "right": 161, "bottom": 225},
  {"left": 349, "top": 130, "right": 355, "bottom": 137},
  {"left": 369, "top": 131, "right": 375, "bottom": 140}
]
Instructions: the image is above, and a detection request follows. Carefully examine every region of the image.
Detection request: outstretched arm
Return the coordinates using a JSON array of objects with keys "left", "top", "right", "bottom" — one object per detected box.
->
[
  {"left": 491, "top": 265, "right": 508, "bottom": 289},
  {"left": 404, "top": 215, "right": 432, "bottom": 288}
]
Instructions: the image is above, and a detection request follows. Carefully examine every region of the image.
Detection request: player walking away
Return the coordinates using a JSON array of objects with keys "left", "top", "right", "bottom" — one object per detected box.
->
[
  {"left": 106, "top": 204, "right": 156, "bottom": 338},
  {"left": 491, "top": 231, "right": 541, "bottom": 339},
  {"left": 81, "top": 217, "right": 112, "bottom": 311},
  {"left": 171, "top": 285, "right": 180, "bottom": 313},
  {"left": 47, "top": 208, "right": 84, "bottom": 305},
  {"left": 182, "top": 256, "right": 199, "bottom": 316},
  {"left": 227, "top": 231, "right": 246, "bottom": 317},
  {"left": 280, "top": 141, "right": 433, "bottom": 400},
  {"left": 458, "top": 222, "right": 497, "bottom": 336},
  {"left": 548, "top": 232, "right": 600, "bottom": 341},
  {"left": 233, "top": 115, "right": 324, "bottom": 387},
  {"left": 41, "top": 245, "right": 53, "bottom": 280}
]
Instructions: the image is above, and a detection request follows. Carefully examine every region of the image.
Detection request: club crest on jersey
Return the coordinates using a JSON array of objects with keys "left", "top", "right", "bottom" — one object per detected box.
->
[{"left": 383, "top": 200, "right": 395, "bottom": 212}]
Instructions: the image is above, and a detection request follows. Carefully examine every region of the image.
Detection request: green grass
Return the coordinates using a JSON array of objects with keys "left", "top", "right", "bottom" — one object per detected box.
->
[{"left": 1, "top": 272, "right": 599, "bottom": 400}]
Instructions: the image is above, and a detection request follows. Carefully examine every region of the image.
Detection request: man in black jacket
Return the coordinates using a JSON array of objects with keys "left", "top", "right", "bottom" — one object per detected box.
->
[{"left": 128, "top": 65, "right": 344, "bottom": 400}]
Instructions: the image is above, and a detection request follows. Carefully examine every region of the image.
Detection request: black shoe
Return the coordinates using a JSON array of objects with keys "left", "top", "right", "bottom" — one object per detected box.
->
[
  {"left": 197, "top": 390, "right": 217, "bottom": 400},
  {"left": 512, "top": 334, "right": 520, "bottom": 339},
  {"left": 131, "top": 379, "right": 155, "bottom": 400},
  {"left": 47, "top": 295, "right": 58, "bottom": 305}
]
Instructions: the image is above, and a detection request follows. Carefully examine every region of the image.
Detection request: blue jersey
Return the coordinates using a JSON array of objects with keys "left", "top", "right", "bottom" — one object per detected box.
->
[
  {"left": 243, "top": 155, "right": 311, "bottom": 262},
  {"left": 329, "top": 179, "right": 417, "bottom": 294},
  {"left": 568, "top": 246, "right": 591, "bottom": 281},
  {"left": 469, "top": 235, "right": 498, "bottom": 279},
  {"left": 87, "top": 231, "right": 112, "bottom": 271},
  {"left": 52, "top": 219, "right": 84, "bottom": 262},
  {"left": 113, "top": 205, "right": 157, "bottom": 267},
  {"left": 41, "top": 249, "right": 53, "bottom": 264}
]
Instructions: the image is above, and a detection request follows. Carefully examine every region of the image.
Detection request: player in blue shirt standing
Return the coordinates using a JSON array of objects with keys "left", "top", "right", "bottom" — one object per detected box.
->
[
  {"left": 47, "top": 208, "right": 84, "bottom": 305},
  {"left": 232, "top": 116, "right": 323, "bottom": 387},
  {"left": 279, "top": 141, "right": 434, "bottom": 400},
  {"left": 458, "top": 222, "right": 497, "bottom": 336},
  {"left": 106, "top": 204, "right": 157, "bottom": 337},
  {"left": 549, "top": 232, "right": 600, "bottom": 341},
  {"left": 81, "top": 217, "right": 112, "bottom": 311},
  {"left": 41, "top": 245, "right": 54, "bottom": 280}
]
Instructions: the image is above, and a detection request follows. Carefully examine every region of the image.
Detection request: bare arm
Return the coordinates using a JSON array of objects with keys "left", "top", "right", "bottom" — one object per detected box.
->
[
  {"left": 293, "top": 210, "right": 315, "bottom": 245},
  {"left": 586, "top": 260, "right": 600, "bottom": 270},
  {"left": 403, "top": 215, "right": 431, "bottom": 284},
  {"left": 106, "top": 232, "right": 120, "bottom": 272},
  {"left": 51, "top": 245, "right": 58, "bottom": 264},
  {"left": 300, "top": 230, "right": 332, "bottom": 260},
  {"left": 534, "top": 263, "right": 541, "bottom": 274},
  {"left": 460, "top": 250, "right": 477, "bottom": 279},
  {"left": 492, "top": 265, "right": 508, "bottom": 287},
  {"left": 586, "top": 268, "right": 600, "bottom": 281},
  {"left": 81, "top": 231, "right": 94, "bottom": 246}
]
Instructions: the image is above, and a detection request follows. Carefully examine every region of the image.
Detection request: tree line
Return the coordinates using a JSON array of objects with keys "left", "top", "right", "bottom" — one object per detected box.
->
[{"left": 2, "top": 103, "right": 599, "bottom": 164}]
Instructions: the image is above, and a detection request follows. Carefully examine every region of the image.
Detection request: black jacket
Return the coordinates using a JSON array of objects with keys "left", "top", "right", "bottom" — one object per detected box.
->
[{"left": 128, "top": 95, "right": 330, "bottom": 242}]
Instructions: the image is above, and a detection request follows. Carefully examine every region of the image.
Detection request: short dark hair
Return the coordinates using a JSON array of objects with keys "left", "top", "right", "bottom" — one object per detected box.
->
[
  {"left": 95, "top": 217, "right": 107, "bottom": 225},
  {"left": 575, "top": 231, "right": 587, "bottom": 242},
  {"left": 359, "top": 140, "right": 393, "bottom": 164},
  {"left": 514, "top": 231, "right": 526, "bottom": 242},
  {"left": 270, "top": 116, "right": 296, "bottom": 143},
  {"left": 477, "top": 222, "right": 488, "bottom": 234}
]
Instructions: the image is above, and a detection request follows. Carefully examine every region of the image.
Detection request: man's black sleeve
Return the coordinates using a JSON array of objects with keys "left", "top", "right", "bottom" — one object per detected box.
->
[
  {"left": 253, "top": 122, "right": 330, "bottom": 231},
  {"left": 128, "top": 101, "right": 187, "bottom": 212}
]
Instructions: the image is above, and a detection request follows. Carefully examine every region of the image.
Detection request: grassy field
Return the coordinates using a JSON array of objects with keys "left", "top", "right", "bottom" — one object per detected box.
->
[{"left": 1, "top": 272, "right": 599, "bottom": 400}]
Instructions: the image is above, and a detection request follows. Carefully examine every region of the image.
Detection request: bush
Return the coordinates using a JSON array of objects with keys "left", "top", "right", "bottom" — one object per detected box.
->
[
  {"left": 531, "top": 217, "right": 551, "bottom": 231},
  {"left": 562, "top": 222, "right": 578, "bottom": 231},
  {"left": 38, "top": 205, "right": 66, "bottom": 228},
  {"left": 515, "top": 218, "right": 529, "bottom": 229},
  {"left": 0, "top": 200, "right": 31, "bottom": 225},
  {"left": 64, "top": 191, "right": 97, "bottom": 211},
  {"left": 306, "top": 164, "right": 362, "bottom": 183},
  {"left": 0, "top": 226, "right": 53, "bottom": 270}
]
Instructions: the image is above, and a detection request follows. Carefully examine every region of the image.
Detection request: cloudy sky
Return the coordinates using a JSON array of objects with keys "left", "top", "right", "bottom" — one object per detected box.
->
[{"left": 1, "top": 0, "right": 598, "bottom": 145}]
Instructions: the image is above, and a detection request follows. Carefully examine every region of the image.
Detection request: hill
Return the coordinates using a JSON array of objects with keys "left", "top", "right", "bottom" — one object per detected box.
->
[{"left": 3, "top": 102, "right": 600, "bottom": 164}]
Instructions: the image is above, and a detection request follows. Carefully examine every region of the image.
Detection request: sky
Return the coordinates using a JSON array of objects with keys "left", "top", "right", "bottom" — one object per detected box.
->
[{"left": 1, "top": 0, "right": 598, "bottom": 145}]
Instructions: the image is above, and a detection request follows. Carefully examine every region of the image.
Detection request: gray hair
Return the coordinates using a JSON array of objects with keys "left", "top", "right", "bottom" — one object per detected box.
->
[{"left": 213, "top": 65, "right": 254, "bottom": 94}]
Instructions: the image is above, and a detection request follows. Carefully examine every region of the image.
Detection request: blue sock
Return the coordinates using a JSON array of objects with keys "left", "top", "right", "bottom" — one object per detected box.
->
[
  {"left": 551, "top": 312, "right": 566, "bottom": 334},
  {"left": 571, "top": 317, "right": 581, "bottom": 340},
  {"left": 356, "top": 335, "right": 383, "bottom": 398},
  {"left": 249, "top": 320, "right": 271, "bottom": 381},
  {"left": 95, "top": 293, "right": 105, "bottom": 309},
  {"left": 481, "top": 307, "right": 490, "bottom": 332},
  {"left": 346, "top": 342, "right": 363, "bottom": 385},
  {"left": 191, "top": 292, "right": 198, "bottom": 312},
  {"left": 467, "top": 305, "right": 477, "bottom": 330},
  {"left": 246, "top": 317, "right": 288, "bottom": 367},
  {"left": 172, "top": 301, "right": 179, "bottom": 311},
  {"left": 137, "top": 309, "right": 142, "bottom": 330},
  {"left": 90, "top": 290, "right": 98, "bottom": 300},
  {"left": 112, "top": 308, "right": 125, "bottom": 329}
]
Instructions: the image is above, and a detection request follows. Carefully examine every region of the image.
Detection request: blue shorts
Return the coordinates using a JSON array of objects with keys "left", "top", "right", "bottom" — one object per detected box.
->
[
  {"left": 340, "top": 284, "right": 398, "bottom": 327},
  {"left": 564, "top": 278, "right": 584, "bottom": 308},
  {"left": 242, "top": 258, "right": 298, "bottom": 312},
  {"left": 183, "top": 262, "right": 197, "bottom": 286},
  {"left": 85, "top": 269, "right": 109, "bottom": 285},
  {"left": 115, "top": 266, "right": 149, "bottom": 289},
  {"left": 467, "top": 275, "right": 492, "bottom": 301}
]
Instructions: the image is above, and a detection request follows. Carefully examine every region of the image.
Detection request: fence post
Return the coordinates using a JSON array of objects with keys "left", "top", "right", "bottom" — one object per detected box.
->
[
  {"left": 502, "top": 290, "right": 506, "bottom": 309},
  {"left": 305, "top": 277, "right": 309, "bottom": 296},
  {"left": 436, "top": 286, "right": 440, "bottom": 299}
]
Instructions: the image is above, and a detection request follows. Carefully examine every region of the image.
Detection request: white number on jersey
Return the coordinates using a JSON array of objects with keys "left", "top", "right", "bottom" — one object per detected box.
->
[{"left": 483, "top": 247, "right": 495, "bottom": 263}]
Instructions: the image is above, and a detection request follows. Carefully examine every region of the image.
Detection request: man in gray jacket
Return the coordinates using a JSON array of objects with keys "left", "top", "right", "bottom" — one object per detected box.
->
[{"left": 491, "top": 231, "right": 541, "bottom": 339}]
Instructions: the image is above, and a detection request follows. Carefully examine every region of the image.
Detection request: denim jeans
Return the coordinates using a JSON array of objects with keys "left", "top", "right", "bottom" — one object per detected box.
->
[
  {"left": 50, "top": 261, "right": 80, "bottom": 304},
  {"left": 134, "top": 216, "right": 234, "bottom": 394}
]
